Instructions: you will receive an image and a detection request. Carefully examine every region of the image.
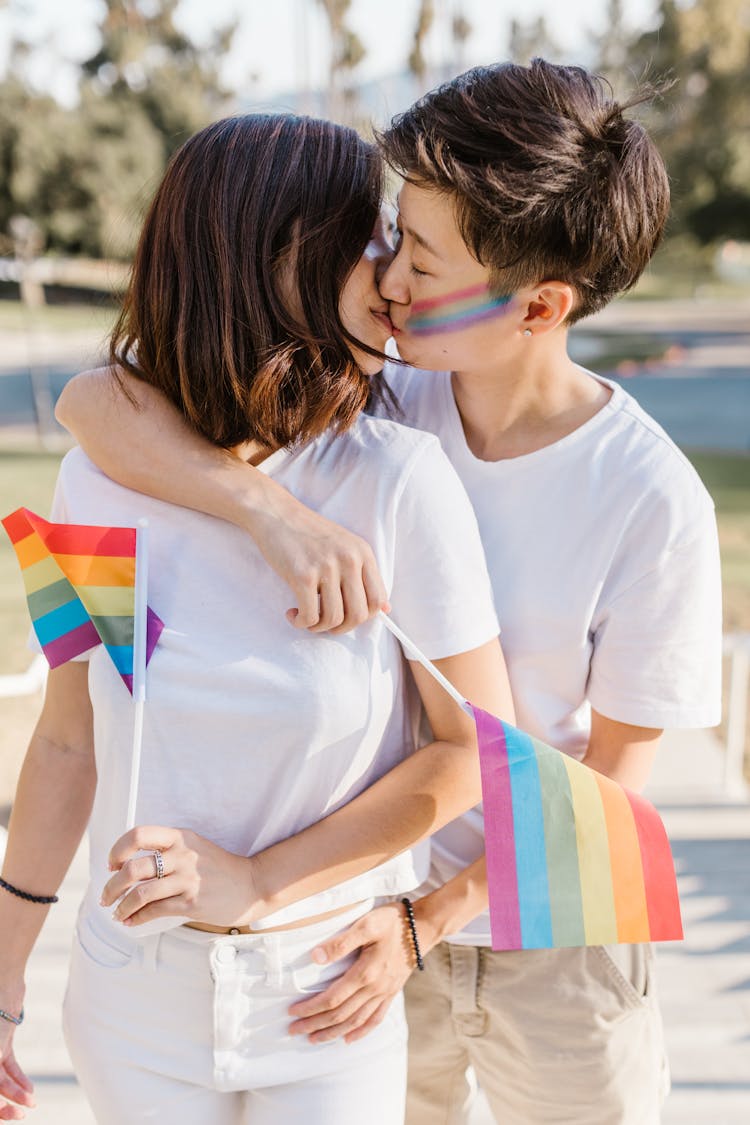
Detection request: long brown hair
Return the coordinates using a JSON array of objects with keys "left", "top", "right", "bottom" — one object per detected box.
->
[{"left": 111, "top": 114, "right": 384, "bottom": 448}]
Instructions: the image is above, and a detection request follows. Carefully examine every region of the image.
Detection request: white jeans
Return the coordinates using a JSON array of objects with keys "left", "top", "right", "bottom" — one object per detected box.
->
[{"left": 63, "top": 901, "right": 407, "bottom": 1124}]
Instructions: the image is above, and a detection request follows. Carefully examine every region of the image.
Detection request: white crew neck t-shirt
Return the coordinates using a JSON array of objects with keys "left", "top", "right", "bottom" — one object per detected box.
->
[
  {"left": 383, "top": 361, "right": 722, "bottom": 946},
  {"left": 51, "top": 417, "right": 499, "bottom": 941}
]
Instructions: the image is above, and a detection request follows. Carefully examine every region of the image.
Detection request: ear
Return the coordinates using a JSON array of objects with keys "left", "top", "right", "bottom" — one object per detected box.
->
[{"left": 521, "top": 282, "right": 575, "bottom": 334}]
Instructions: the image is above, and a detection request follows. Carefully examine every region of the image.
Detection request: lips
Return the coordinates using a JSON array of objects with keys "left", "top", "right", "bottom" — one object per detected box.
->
[{"left": 371, "top": 309, "right": 393, "bottom": 333}]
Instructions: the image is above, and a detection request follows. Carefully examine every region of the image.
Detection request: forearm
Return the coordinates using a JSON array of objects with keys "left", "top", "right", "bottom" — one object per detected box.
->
[
  {"left": 412, "top": 857, "right": 489, "bottom": 951},
  {"left": 0, "top": 736, "right": 95, "bottom": 978},
  {"left": 56, "top": 369, "right": 278, "bottom": 533},
  {"left": 581, "top": 710, "right": 662, "bottom": 792},
  {"left": 56, "top": 371, "right": 387, "bottom": 631},
  {"left": 247, "top": 738, "right": 480, "bottom": 922}
]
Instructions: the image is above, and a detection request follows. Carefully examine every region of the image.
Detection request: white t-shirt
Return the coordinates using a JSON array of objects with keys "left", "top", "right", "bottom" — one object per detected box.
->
[
  {"left": 383, "top": 362, "right": 723, "bottom": 946},
  {"left": 51, "top": 418, "right": 499, "bottom": 940}
]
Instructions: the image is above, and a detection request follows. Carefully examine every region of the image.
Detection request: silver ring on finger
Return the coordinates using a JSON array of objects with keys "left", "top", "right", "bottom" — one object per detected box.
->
[{"left": 153, "top": 849, "right": 165, "bottom": 879}]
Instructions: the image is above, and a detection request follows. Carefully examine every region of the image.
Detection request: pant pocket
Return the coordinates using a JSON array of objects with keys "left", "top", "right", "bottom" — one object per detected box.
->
[
  {"left": 75, "top": 912, "right": 137, "bottom": 970},
  {"left": 590, "top": 942, "right": 653, "bottom": 1010}
]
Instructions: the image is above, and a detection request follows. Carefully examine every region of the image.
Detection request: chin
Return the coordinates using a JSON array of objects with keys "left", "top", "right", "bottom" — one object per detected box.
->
[
  {"left": 394, "top": 335, "right": 442, "bottom": 370},
  {"left": 352, "top": 338, "right": 389, "bottom": 377},
  {"left": 360, "top": 357, "right": 386, "bottom": 377}
]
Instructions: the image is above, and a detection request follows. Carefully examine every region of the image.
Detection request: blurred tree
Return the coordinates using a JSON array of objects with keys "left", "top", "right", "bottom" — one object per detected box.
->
[
  {"left": 589, "top": 0, "right": 632, "bottom": 95},
  {"left": 81, "top": 0, "right": 236, "bottom": 160},
  {"left": 0, "top": 0, "right": 237, "bottom": 259},
  {"left": 315, "top": 0, "right": 366, "bottom": 122},
  {"left": 451, "top": 8, "right": 472, "bottom": 72},
  {"left": 508, "top": 15, "right": 562, "bottom": 64},
  {"left": 632, "top": 0, "right": 750, "bottom": 242},
  {"left": 408, "top": 0, "right": 435, "bottom": 87}
]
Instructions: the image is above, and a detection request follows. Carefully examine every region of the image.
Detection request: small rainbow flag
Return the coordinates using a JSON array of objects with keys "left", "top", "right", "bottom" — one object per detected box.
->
[
  {"left": 475, "top": 707, "right": 683, "bottom": 951},
  {"left": 2, "top": 508, "right": 163, "bottom": 694}
]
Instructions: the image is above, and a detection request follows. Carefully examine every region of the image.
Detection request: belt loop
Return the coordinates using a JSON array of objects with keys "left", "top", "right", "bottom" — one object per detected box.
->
[{"left": 263, "top": 933, "right": 285, "bottom": 989}]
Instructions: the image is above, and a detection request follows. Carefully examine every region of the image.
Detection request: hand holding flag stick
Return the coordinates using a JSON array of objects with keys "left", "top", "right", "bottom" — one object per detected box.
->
[{"left": 126, "top": 518, "right": 149, "bottom": 831}]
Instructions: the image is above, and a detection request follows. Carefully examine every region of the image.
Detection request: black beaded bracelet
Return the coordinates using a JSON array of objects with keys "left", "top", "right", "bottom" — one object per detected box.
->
[
  {"left": 401, "top": 897, "right": 425, "bottom": 971},
  {"left": 0, "top": 876, "right": 58, "bottom": 905}
]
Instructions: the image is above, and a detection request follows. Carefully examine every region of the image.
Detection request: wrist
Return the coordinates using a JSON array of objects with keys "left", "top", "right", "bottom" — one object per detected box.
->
[
  {"left": 413, "top": 869, "right": 488, "bottom": 949},
  {"left": 233, "top": 469, "right": 289, "bottom": 536},
  {"left": 237, "top": 854, "right": 272, "bottom": 925},
  {"left": 0, "top": 978, "right": 26, "bottom": 1011},
  {"left": 410, "top": 894, "right": 448, "bottom": 955}
]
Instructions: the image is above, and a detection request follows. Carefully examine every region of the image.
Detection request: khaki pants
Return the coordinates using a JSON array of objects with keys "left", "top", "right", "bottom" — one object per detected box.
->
[{"left": 405, "top": 941, "right": 669, "bottom": 1125}]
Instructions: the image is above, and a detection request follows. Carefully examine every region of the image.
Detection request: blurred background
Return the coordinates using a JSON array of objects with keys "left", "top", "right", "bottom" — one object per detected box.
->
[
  {"left": 5, "top": 0, "right": 748, "bottom": 788},
  {"left": 0, "top": 3, "right": 748, "bottom": 1122}
]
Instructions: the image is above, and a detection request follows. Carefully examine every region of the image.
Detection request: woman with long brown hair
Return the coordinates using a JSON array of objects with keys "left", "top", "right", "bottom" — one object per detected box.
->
[{"left": 0, "top": 114, "right": 511, "bottom": 1124}]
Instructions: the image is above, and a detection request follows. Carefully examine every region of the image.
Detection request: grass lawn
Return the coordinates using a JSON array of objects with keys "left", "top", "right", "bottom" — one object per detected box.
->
[{"left": 0, "top": 450, "right": 68, "bottom": 673}]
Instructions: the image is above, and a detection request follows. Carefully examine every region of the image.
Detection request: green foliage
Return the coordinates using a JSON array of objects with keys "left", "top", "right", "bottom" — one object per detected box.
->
[
  {"left": 0, "top": 0, "right": 236, "bottom": 259},
  {"left": 0, "top": 451, "right": 64, "bottom": 673},
  {"left": 621, "top": 0, "right": 750, "bottom": 243},
  {"left": 81, "top": 0, "right": 235, "bottom": 161},
  {"left": 0, "top": 0, "right": 747, "bottom": 258}
]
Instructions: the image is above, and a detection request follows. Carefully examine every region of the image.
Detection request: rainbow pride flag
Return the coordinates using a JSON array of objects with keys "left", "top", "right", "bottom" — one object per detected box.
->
[
  {"left": 2, "top": 508, "right": 163, "bottom": 694},
  {"left": 474, "top": 707, "right": 683, "bottom": 950}
]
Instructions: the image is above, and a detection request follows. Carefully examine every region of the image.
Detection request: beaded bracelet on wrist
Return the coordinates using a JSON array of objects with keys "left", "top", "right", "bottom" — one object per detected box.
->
[
  {"left": 401, "top": 897, "right": 425, "bottom": 971},
  {"left": 0, "top": 1007, "right": 24, "bottom": 1027},
  {"left": 0, "top": 875, "right": 59, "bottom": 905}
]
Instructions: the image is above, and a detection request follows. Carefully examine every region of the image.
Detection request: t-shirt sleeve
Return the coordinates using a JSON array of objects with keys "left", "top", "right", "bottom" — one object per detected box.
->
[
  {"left": 387, "top": 437, "right": 499, "bottom": 659},
  {"left": 587, "top": 493, "right": 722, "bottom": 729}
]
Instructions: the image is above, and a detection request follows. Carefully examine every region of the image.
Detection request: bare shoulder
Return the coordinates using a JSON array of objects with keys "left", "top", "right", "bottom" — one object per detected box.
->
[{"left": 55, "top": 364, "right": 143, "bottom": 431}]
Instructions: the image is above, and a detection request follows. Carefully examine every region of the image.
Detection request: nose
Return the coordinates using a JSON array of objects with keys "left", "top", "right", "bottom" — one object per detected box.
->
[
  {"left": 378, "top": 254, "right": 410, "bottom": 307},
  {"left": 373, "top": 238, "right": 394, "bottom": 287}
]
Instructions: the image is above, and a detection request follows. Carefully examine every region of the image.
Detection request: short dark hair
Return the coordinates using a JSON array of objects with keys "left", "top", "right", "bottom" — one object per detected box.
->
[
  {"left": 381, "top": 59, "right": 671, "bottom": 323},
  {"left": 111, "top": 114, "right": 383, "bottom": 449}
]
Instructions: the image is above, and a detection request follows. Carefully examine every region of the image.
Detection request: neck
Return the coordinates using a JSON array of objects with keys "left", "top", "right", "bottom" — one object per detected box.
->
[{"left": 451, "top": 333, "right": 610, "bottom": 461}]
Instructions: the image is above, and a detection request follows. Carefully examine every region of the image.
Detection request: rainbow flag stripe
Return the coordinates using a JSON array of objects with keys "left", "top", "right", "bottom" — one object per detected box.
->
[
  {"left": 2, "top": 508, "right": 163, "bottom": 694},
  {"left": 474, "top": 707, "right": 683, "bottom": 950}
]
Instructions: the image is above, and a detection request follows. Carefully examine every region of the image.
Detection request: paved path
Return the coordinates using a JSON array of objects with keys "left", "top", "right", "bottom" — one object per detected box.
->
[{"left": 2, "top": 724, "right": 748, "bottom": 1124}]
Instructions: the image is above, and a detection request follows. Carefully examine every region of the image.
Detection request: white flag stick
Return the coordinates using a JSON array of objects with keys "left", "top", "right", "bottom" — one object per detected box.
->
[
  {"left": 126, "top": 518, "right": 149, "bottom": 830},
  {"left": 379, "top": 611, "right": 473, "bottom": 717}
]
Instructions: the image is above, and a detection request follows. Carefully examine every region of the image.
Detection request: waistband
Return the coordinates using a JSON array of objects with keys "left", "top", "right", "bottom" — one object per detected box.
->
[{"left": 184, "top": 897, "right": 365, "bottom": 936}]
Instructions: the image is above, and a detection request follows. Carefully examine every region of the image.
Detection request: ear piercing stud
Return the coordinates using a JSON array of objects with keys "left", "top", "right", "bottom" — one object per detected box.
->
[{"left": 523, "top": 328, "right": 532, "bottom": 337}]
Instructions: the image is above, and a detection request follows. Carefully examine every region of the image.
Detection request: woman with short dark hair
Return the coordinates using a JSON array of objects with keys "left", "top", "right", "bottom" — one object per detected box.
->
[{"left": 0, "top": 114, "right": 512, "bottom": 1124}]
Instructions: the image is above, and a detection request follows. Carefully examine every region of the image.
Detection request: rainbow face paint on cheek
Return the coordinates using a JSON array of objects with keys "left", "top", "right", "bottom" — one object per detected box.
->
[{"left": 407, "top": 283, "right": 513, "bottom": 336}]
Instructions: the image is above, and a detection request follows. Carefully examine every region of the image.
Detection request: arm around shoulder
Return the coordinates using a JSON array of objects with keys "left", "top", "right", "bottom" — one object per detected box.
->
[{"left": 55, "top": 367, "right": 389, "bottom": 631}]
